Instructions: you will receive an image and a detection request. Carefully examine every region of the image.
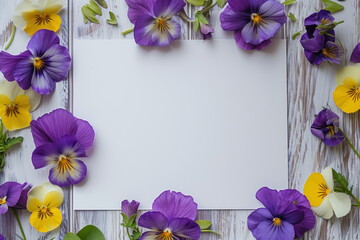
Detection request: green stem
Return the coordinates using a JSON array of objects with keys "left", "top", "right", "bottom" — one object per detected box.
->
[
  {"left": 350, "top": 192, "right": 360, "bottom": 205},
  {"left": 200, "top": 1, "right": 217, "bottom": 13},
  {"left": 339, "top": 128, "right": 360, "bottom": 160},
  {"left": 11, "top": 208, "right": 27, "bottom": 240},
  {"left": 4, "top": 25, "right": 16, "bottom": 50},
  {"left": 126, "top": 226, "right": 132, "bottom": 240},
  {"left": 122, "top": 28, "right": 134, "bottom": 36}
]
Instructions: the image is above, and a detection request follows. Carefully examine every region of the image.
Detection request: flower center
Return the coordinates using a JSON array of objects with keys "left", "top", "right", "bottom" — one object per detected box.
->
[
  {"left": 273, "top": 218, "right": 281, "bottom": 226},
  {"left": 33, "top": 57, "right": 44, "bottom": 70},
  {"left": 37, "top": 207, "right": 54, "bottom": 220},
  {"left": 0, "top": 196, "right": 7, "bottom": 205},
  {"left": 158, "top": 229, "right": 173, "bottom": 240},
  {"left": 293, "top": 200, "right": 298, "bottom": 205},
  {"left": 347, "top": 87, "right": 360, "bottom": 103},
  {"left": 251, "top": 13, "right": 262, "bottom": 26},
  {"left": 5, "top": 103, "right": 20, "bottom": 118},
  {"left": 57, "top": 155, "right": 74, "bottom": 174},
  {"left": 35, "top": 14, "right": 52, "bottom": 25},
  {"left": 320, "top": 18, "right": 331, "bottom": 24},
  {"left": 318, "top": 182, "right": 330, "bottom": 199},
  {"left": 155, "top": 17, "right": 170, "bottom": 33}
]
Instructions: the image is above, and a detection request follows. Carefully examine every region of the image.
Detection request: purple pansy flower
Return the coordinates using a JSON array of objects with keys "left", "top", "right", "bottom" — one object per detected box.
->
[
  {"left": 311, "top": 108, "right": 344, "bottom": 147},
  {"left": 0, "top": 182, "right": 23, "bottom": 214},
  {"left": 220, "top": 0, "right": 286, "bottom": 50},
  {"left": 350, "top": 42, "right": 360, "bottom": 63},
  {"left": 0, "top": 29, "right": 71, "bottom": 95},
  {"left": 138, "top": 190, "right": 201, "bottom": 240},
  {"left": 122, "top": 200, "right": 140, "bottom": 218},
  {"left": 13, "top": 182, "right": 32, "bottom": 209},
  {"left": 247, "top": 187, "right": 307, "bottom": 240},
  {"left": 125, "top": 0, "right": 186, "bottom": 46},
  {"left": 30, "top": 109, "right": 95, "bottom": 187},
  {"left": 304, "top": 10, "right": 334, "bottom": 35},
  {"left": 279, "top": 189, "right": 316, "bottom": 238}
]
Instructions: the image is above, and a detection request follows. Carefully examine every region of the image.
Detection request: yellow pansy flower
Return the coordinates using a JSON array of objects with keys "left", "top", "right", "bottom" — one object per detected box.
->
[
  {"left": 27, "top": 182, "right": 64, "bottom": 233},
  {"left": 13, "top": 0, "right": 65, "bottom": 36},
  {"left": 303, "top": 167, "right": 351, "bottom": 219},
  {"left": 333, "top": 64, "right": 360, "bottom": 113},
  {"left": 0, "top": 80, "right": 41, "bottom": 131}
]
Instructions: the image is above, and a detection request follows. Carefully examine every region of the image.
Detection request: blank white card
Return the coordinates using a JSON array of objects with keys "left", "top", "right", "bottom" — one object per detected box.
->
[{"left": 73, "top": 39, "right": 288, "bottom": 210}]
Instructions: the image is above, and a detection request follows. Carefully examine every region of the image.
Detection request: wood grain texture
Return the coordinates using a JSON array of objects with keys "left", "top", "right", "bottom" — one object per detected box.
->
[{"left": 1, "top": 0, "right": 360, "bottom": 239}]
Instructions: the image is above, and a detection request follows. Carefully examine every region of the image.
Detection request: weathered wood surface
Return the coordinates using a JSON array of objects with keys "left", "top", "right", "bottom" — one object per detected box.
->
[{"left": 1, "top": 0, "right": 360, "bottom": 239}]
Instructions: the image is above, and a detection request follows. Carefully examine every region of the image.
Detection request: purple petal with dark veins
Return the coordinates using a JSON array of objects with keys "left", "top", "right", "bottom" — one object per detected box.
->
[
  {"left": 125, "top": 0, "right": 156, "bottom": 24},
  {"left": 350, "top": 42, "right": 360, "bottom": 63},
  {"left": 304, "top": 12, "right": 318, "bottom": 26},
  {"left": 279, "top": 189, "right": 311, "bottom": 209},
  {"left": 152, "top": 190, "right": 198, "bottom": 221},
  {"left": 0, "top": 50, "right": 33, "bottom": 83},
  {"left": 42, "top": 44, "right": 71, "bottom": 82},
  {"left": 220, "top": 6, "right": 250, "bottom": 31},
  {"left": 138, "top": 211, "right": 168, "bottom": 231},
  {"left": 169, "top": 218, "right": 201, "bottom": 240},
  {"left": 12, "top": 52, "right": 34, "bottom": 90},
  {"left": 300, "top": 30, "right": 325, "bottom": 53},
  {"left": 121, "top": 200, "right": 140, "bottom": 218},
  {"left": 234, "top": 30, "right": 271, "bottom": 50},
  {"left": 139, "top": 231, "right": 160, "bottom": 240},
  {"left": 153, "top": 0, "right": 186, "bottom": 18},
  {"left": 227, "top": 0, "right": 250, "bottom": 12},
  {"left": 49, "top": 158, "right": 87, "bottom": 187},
  {"left": 30, "top": 70, "right": 56, "bottom": 95},
  {"left": 250, "top": 0, "right": 267, "bottom": 13},
  {"left": 74, "top": 119, "right": 95, "bottom": 151},
  {"left": 317, "top": 10, "right": 334, "bottom": 25},
  {"left": 27, "top": 29, "right": 60, "bottom": 57},
  {"left": 14, "top": 183, "right": 32, "bottom": 209},
  {"left": 250, "top": 220, "right": 295, "bottom": 240},
  {"left": 293, "top": 206, "right": 316, "bottom": 238},
  {"left": 0, "top": 182, "right": 23, "bottom": 207},
  {"left": 258, "top": 0, "right": 286, "bottom": 24},
  {"left": 247, "top": 208, "right": 273, "bottom": 232},
  {"left": 0, "top": 204, "right": 8, "bottom": 215}
]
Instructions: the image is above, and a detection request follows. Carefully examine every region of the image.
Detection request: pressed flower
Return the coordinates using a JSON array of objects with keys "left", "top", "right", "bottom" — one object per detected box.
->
[
  {"left": 138, "top": 190, "right": 201, "bottom": 240},
  {"left": 333, "top": 64, "right": 360, "bottom": 113},
  {"left": 311, "top": 108, "right": 344, "bottom": 146},
  {"left": 303, "top": 167, "right": 351, "bottom": 219},
  {"left": 27, "top": 182, "right": 63, "bottom": 233},
  {"left": 0, "top": 80, "right": 41, "bottom": 131},
  {"left": 13, "top": 0, "right": 65, "bottom": 36},
  {"left": 31, "top": 109, "right": 94, "bottom": 187},
  {"left": 121, "top": 200, "right": 140, "bottom": 218},
  {"left": 220, "top": 0, "right": 286, "bottom": 50},
  {"left": 247, "top": 187, "right": 309, "bottom": 240},
  {"left": 126, "top": 0, "right": 186, "bottom": 46},
  {"left": 0, "top": 29, "right": 71, "bottom": 95},
  {"left": 0, "top": 182, "right": 23, "bottom": 214}
]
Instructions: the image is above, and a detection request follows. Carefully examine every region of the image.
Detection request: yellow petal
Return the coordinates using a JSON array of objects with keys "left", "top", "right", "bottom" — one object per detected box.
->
[
  {"left": 28, "top": 182, "right": 64, "bottom": 204},
  {"left": 30, "top": 207, "right": 62, "bottom": 233},
  {"left": 23, "top": 11, "right": 61, "bottom": 36},
  {"left": 44, "top": 191, "right": 64, "bottom": 208},
  {"left": 333, "top": 77, "right": 360, "bottom": 113},
  {"left": 303, "top": 172, "right": 329, "bottom": 207},
  {"left": 0, "top": 94, "right": 32, "bottom": 131},
  {"left": 27, "top": 197, "right": 43, "bottom": 212},
  {"left": 335, "top": 64, "right": 360, "bottom": 86},
  {"left": 44, "top": 0, "right": 65, "bottom": 14}
]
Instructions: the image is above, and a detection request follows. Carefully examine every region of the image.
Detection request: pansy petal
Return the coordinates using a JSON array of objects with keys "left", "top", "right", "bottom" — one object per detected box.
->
[
  {"left": 321, "top": 166, "right": 334, "bottom": 191},
  {"left": 44, "top": 190, "right": 64, "bottom": 208},
  {"left": 303, "top": 172, "right": 328, "bottom": 207},
  {"left": 300, "top": 31, "right": 325, "bottom": 53},
  {"left": 335, "top": 64, "right": 360, "bottom": 86},
  {"left": 169, "top": 218, "right": 201, "bottom": 239},
  {"left": 333, "top": 77, "right": 360, "bottom": 113},
  {"left": 24, "top": 13, "right": 61, "bottom": 36},
  {"left": 32, "top": 142, "right": 59, "bottom": 169},
  {"left": 247, "top": 208, "right": 273, "bottom": 232},
  {"left": 312, "top": 197, "right": 333, "bottom": 219},
  {"left": 13, "top": 55, "right": 35, "bottom": 91},
  {"left": 0, "top": 182, "right": 23, "bottom": 207},
  {"left": 294, "top": 206, "right": 316, "bottom": 238},
  {"left": 282, "top": 209, "right": 304, "bottom": 225},
  {"left": 42, "top": 44, "right": 71, "bottom": 82},
  {"left": 138, "top": 212, "right": 168, "bottom": 231},
  {"left": 27, "top": 29, "right": 60, "bottom": 56},
  {"left": 227, "top": 0, "right": 250, "bottom": 12},
  {"left": 27, "top": 197, "right": 44, "bottom": 212},
  {"left": 125, "top": 0, "right": 156, "bottom": 24},
  {"left": 153, "top": 0, "right": 186, "bottom": 18},
  {"left": 27, "top": 182, "right": 64, "bottom": 205},
  {"left": 0, "top": 204, "right": 8, "bottom": 214},
  {"left": 258, "top": 0, "right": 286, "bottom": 24},
  {"left": 350, "top": 42, "right": 360, "bottom": 63},
  {"left": 328, "top": 192, "right": 351, "bottom": 218},
  {"left": 14, "top": 182, "right": 32, "bottom": 209},
  {"left": 255, "top": 187, "right": 281, "bottom": 216},
  {"left": 139, "top": 231, "right": 160, "bottom": 240},
  {"left": 220, "top": 6, "right": 250, "bottom": 31},
  {"left": 279, "top": 189, "right": 311, "bottom": 209},
  {"left": 30, "top": 207, "right": 62, "bottom": 233},
  {"left": 49, "top": 158, "right": 87, "bottom": 187},
  {"left": 317, "top": 10, "right": 334, "bottom": 24},
  {"left": 74, "top": 119, "right": 95, "bottom": 151},
  {"left": 304, "top": 12, "right": 318, "bottom": 26},
  {"left": 241, "top": 20, "right": 281, "bottom": 45},
  {"left": 152, "top": 190, "right": 198, "bottom": 221},
  {"left": 0, "top": 50, "right": 33, "bottom": 83},
  {"left": 250, "top": 219, "right": 295, "bottom": 240},
  {"left": 30, "top": 108, "right": 78, "bottom": 147},
  {"left": 0, "top": 95, "right": 32, "bottom": 131},
  {"left": 303, "top": 50, "right": 324, "bottom": 66},
  {"left": 30, "top": 70, "right": 56, "bottom": 95}
]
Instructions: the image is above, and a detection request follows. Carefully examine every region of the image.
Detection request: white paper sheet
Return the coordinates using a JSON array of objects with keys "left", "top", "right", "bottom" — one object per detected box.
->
[{"left": 73, "top": 39, "right": 288, "bottom": 210}]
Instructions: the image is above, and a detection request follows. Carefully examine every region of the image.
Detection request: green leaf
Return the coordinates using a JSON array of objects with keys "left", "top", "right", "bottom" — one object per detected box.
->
[
  {"left": 217, "top": 0, "right": 227, "bottom": 8},
  {"left": 95, "top": 0, "right": 108, "bottom": 8},
  {"left": 287, "top": 12, "right": 297, "bottom": 22},
  {"left": 5, "top": 137, "right": 23, "bottom": 150},
  {"left": 77, "top": 225, "right": 105, "bottom": 240},
  {"left": 186, "top": 0, "right": 205, "bottom": 6},
  {"left": 292, "top": 31, "right": 301, "bottom": 40},
  {"left": 132, "top": 230, "right": 142, "bottom": 240},
  {"left": 81, "top": 5, "right": 99, "bottom": 24},
  {"left": 196, "top": 220, "right": 212, "bottom": 230},
  {"left": 193, "top": 18, "right": 200, "bottom": 32},
  {"left": 89, "top": 0, "right": 102, "bottom": 16},
  {"left": 322, "top": 0, "right": 344, "bottom": 13},
  {"left": 196, "top": 12, "right": 209, "bottom": 24},
  {"left": 106, "top": 11, "right": 118, "bottom": 25},
  {"left": 282, "top": 0, "right": 296, "bottom": 5},
  {"left": 64, "top": 233, "right": 81, "bottom": 240},
  {"left": 201, "top": 230, "right": 221, "bottom": 236},
  {"left": 332, "top": 169, "right": 353, "bottom": 195},
  {"left": 121, "top": 212, "right": 129, "bottom": 224}
]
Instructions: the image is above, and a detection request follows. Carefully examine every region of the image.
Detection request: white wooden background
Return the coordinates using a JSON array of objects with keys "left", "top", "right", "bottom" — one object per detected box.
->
[{"left": 1, "top": 0, "right": 360, "bottom": 239}]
